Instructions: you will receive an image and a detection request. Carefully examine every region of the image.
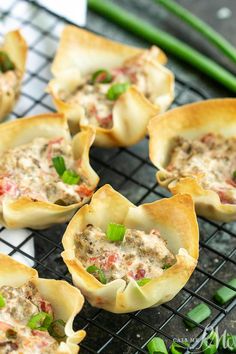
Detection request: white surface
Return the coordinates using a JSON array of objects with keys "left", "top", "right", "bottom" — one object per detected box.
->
[
  {"left": 37, "top": 0, "right": 87, "bottom": 26},
  {"left": 0, "top": 228, "right": 34, "bottom": 266}
]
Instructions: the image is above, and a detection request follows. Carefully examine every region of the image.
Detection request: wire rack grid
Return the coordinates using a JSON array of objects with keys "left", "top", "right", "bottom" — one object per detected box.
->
[{"left": 0, "top": 1, "right": 235, "bottom": 353}]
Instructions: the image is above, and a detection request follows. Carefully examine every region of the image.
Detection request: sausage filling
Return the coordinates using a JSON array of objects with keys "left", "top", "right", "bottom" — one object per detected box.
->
[
  {"left": 75, "top": 224, "right": 175, "bottom": 283},
  {"left": 0, "top": 282, "right": 61, "bottom": 354},
  {"left": 62, "top": 47, "right": 160, "bottom": 129},
  {"left": 0, "top": 137, "right": 92, "bottom": 205},
  {"left": 166, "top": 133, "right": 236, "bottom": 204}
]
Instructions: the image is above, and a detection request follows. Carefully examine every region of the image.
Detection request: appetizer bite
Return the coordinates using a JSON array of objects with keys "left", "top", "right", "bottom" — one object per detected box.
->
[
  {"left": 0, "top": 253, "right": 85, "bottom": 353},
  {"left": 148, "top": 98, "right": 236, "bottom": 222},
  {"left": 48, "top": 26, "right": 174, "bottom": 147},
  {"left": 62, "top": 184, "right": 198, "bottom": 313},
  {"left": 0, "top": 113, "right": 99, "bottom": 229},
  {"left": 0, "top": 30, "right": 27, "bottom": 121}
]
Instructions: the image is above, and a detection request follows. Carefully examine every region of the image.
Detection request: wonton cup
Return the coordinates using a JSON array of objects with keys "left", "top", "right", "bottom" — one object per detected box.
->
[
  {"left": 0, "top": 30, "right": 27, "bottom": 121},
  {"left": 0, "top": 253, "right": 85, "bottom": 354},
  {"left": 148, "top": 98, "right": 236, "bottom": 222},
  {"left": 62, "top": 184, "right": 198, "bottom": 313},
  {"left": 0, "top": 113, "right": 99, "bottom": 229},
  {"left": 48, "top": 26, "right": 174, "bottom": 147}
]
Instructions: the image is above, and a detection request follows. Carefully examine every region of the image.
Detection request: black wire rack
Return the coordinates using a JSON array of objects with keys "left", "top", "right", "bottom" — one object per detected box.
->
[{"left": 0, "top": 1, "right": 235, "bottom": 353}]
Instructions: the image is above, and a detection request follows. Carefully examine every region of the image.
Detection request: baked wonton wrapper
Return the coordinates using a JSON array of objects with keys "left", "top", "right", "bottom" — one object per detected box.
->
[
  {"left": 48, "top": 26, "right": 174, "bottom": 147},
  {"left": 0, "top": 113, "right": 99, "bottom": 229},
  {"left": 0, "top": 30, "right": 27, "bottom": 121},
  {"left": 62, "top": 184, "right": 198, "bottom": 313},
  {"left": 148, "top": 98, "right": 236, "bottom": 222},
  {"left": 0, "top": 253, "right": 85, "bottom": 354}
]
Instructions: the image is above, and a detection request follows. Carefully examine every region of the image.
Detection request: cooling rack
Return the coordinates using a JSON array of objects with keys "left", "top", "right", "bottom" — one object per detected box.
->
[{"left": 0, "top": 0, "right": 235, "bottom": 353}]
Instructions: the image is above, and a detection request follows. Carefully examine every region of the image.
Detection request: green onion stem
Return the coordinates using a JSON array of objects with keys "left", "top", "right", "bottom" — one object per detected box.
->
[
  {"left": 155, "top": 0, "right": 236, "bottom": 65},
  {"left": 147, "top": 337, "right": 168, "bottom": 354},
  {"left": 170, "top": 341, "right": 189, "bottom": 354},
  {"left": 0, "top": 294, "right": 5, "bottom": 308},
  {"left": 88, "top": 0, "right": 236, "bottom": 93},
  {"left": 27, "top": 312, "right": 53, "bottom": 331},
  {"left": 213, "top": 278, "right": 236, "bottom": 305},
  {"left": 106, "top": 223, "right": 126, "bottom": 241},
  {"left": 184, "top": 303, "right": 211, "bottom": 328},
  {"left": 136, "top": 278, "right": 151, "bottom": 286}
]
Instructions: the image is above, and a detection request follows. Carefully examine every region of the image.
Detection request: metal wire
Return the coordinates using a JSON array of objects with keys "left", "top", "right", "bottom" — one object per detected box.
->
[{"left": 0, "top": 1, "right": 235, "bottom": 353}]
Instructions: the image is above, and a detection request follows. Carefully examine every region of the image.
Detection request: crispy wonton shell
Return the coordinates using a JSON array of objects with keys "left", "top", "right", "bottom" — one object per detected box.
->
[
  {"left": 0, "top": 113, "right": 99, "bottom": 229},
  {"left": 48, "top": 26, "right": 174, "bottom": 147},
  {"left": 0, "top": 30, "right": 27, "bottom": 121},
  {"left": 148, "top": 98, "right": 236, "bottom": 222},
  {"left": 62, "top": 184, "right": 198, "bottom": 313},
  {"left": 0, "top": 253, "right": 85, "bottom": 353}
]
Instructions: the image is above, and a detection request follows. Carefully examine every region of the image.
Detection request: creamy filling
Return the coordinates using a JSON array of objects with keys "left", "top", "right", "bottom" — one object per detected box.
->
[
  {"left": 166, "top": 133, "right": 236, "bottom": 204},
  {"left": 0, "top": 282, "right": 59, "bottom": 354},
  {"left": 63, "top": 47, "right": 158, "bottom": 129},
  {"left": 75, "top": 224, "right": 175, "bottom": 283},
  {"left": 0, "top": 137, "right": 92, "bottom": 205},
  {"left": 0, "top": 70, "right": 20, "bottom": 95}
]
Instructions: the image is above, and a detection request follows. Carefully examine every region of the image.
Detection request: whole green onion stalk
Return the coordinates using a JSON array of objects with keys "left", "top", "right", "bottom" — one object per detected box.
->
[
  {"left": 88, "top": 0, "right": 236, "bottom": 93},
  {"left": 155, "top": 0, "right": 236, "bottom": 65}
]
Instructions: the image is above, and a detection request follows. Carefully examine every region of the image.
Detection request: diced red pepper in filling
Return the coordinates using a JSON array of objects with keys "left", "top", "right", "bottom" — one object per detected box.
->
[
  {"left": 217, "top": 191, "right": 231, "bottom": 204},
  {"left": 226, "top": 179, "right": 236, "bottom": 188},
  {"left": 76, "top": 183, "right": 93, "bottom": 197},
  {"left": 135, "top": 269, "right": 146, "bottom": 280},
  {"left": 96, "top": 114, "right": 113, "bottom": 128}
]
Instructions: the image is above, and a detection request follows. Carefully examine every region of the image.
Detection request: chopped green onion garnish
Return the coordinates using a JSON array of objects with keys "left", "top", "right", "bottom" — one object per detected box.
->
[
  {"left": 0, "top": 51, "right": 15, "bottom": 72},
  {"left": 6, "top": 329, "right": 17, "bottom": 339},
  {"left": 106, "top": 223, "right": 126, "bottom": 242},
  {"left": 91, "top": 69, "right": 112, "bottom": 84},
  {"left": 48, "top": 319, "right": 66, "bottom": 339},
  {"left": 147, "top": 337, "right": 168, "bottom": 354},
  {"left": 86, "top": 265, "right": 107, "bottom": 284},
  {"left": 170, "top": 341, "right": 189, "bottom": 354},
  {"left": 61, "top": 170, "right": 80, "bottom": 185},
  {"left": 162, "top": 263, "right": 171, "bottom": 270},
  {"left": 136, "top": 278, "right": 151, "bottom": 286},
  {"left": 106, "top": 82, "right": 130, "bottom": 100},
  {"left": 220, "top": 334, "right": 236, "bottom": 352},
  {"left": 52, "top": 156, "right": 66, "bottom": 176},
  {"left": 184, "top": 303, "right": 211, "bottom": 328},
  {"left": 213, "top": 278, "right": 236, "bottom": 305},
  {"left": 201, "top": 331, "right": 219, "bottom": 354},
  {"left": 0, "top": 294, "right": 5, "bottom": 308},
  {"left": 27, "top": 312, "right": 53, "bottom": 331},
  {"left": 232, "top": 171, "right": 236, "bottom": 180}
]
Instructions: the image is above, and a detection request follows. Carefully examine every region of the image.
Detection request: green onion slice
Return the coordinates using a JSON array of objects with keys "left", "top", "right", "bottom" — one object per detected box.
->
[
  {"left": 213, "top": 278, "right": 236, "bottom": 305},
  {"left": 184, "top": 303, "right": 211, "bottom": 328},
  {"left": 52, "top": 156, "right": 66, "bottom": 176},
  {"left": 86, "top": 265, "right": 107, "bottom": 284},
  {"left": 48, "top": 319, "right": 66, "bottom": 339},
  {"left": 0, "top": 293, "right": 5, "bottom": 308},
  {"left": 0, "top": 51, "right": 15, "bottom": 72},
  {"left": 61, "top": 170, "right": 80, "bottom": 185},
  {"left": 27, "top": 312, "right": 53, "bottom": 331},
  {"left": 201, "top": 331, "right": 219, "bottom": 354},
  {"left": 6, "top": 329, "right": 17, "bottom": 339},
  {"left": 220, "top": 334, "right": 236, "bottom": 352},
  {"left": 162, "top": 263, "right": 171, "bottom": 270},
  {"left": 91, "top": 69, "right": 112, "bottom": 84},
  {"left": 232, "top": 171, "right": 236, "bottom": 180},
  {"left": 136, "top": 278, "right": 151, "bottom": 287},
  {"left": 106, "top": 223, "right": 126, "bottom": 242},
  {"left": 170, "top": 341, "right": 189, "bottom": 354},
  {"left": 106, "top": 82, "right": 130, "bottom": 100},
  {"left": 147, "top": 337, "right": 168, "bottom": 354}
]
